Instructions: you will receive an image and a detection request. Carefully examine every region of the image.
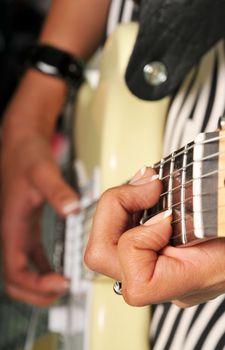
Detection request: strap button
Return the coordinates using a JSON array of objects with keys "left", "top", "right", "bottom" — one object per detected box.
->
[{"left": 143, "top": 62, "right": 167, "bottom": 86}]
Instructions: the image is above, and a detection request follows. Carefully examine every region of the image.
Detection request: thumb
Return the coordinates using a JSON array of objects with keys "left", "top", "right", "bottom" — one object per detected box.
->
[
  {"left": 118, "top": 210, "right": 173, "bottom": 306},
  {"left": 30, "top": 159, "right": 79, "bottom": 216}
]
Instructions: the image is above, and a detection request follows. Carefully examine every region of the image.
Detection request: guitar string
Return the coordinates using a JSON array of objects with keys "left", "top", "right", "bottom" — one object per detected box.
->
[
  {"left": 158, "top": 150, "right": 221, "bottom": 181},
  {"left": 76, "top": 138, "right": 225, "bottom": 215},
  {"left": 64, "top": 137, "right": 225, "bottom": 277},
  {"left": 79, "top": 155, "right": 225, "bottom": 222},
  {"left": 75, "top": 221, "right": 224, "bottom": 280},
  {"left": 153, "top": 132, "right": 225, "bottom": 167},
  {"left": 156, "top": 146, "right": 225, "bottom": 187},
  {"left": 142, "top": 187, "right": 225, "bottom": 221},
  {"left": 77, "top": 174, "right": 225, "bottom": 242},
  {"left": 79, "top": 201, "right": 225, "bottom": 243},
  {"left": 78, "top": 196, "right": 225, "bottom": 258},
  {"left": 158, "top": 166, "right": 225, "bottom": 200},
  {"left": 79, "top": 164, "right": 225, "bottom": 216},
  {"left": 153, "top": 135, "right": 225, "bottom": 183},
  {"left": 170, "top": 223, "right": 225, "bottom": 242},
  {"left": 141, "top": 145, "right": 225, "bottom": 195},
  {"left": 142, "top": 203, "right": 225, "bottom": 227},
  {"left": 67, "top": 204, "right": 224, "bottom": 277},
  {"left": 79, "top": 166, "right": 225, "bottom": 221},
  {"left": 171, "top": 224, "right": 218, "bottom": 239},
  {"left": 70, "top": 134, "right": 225, "bottom": 248}
]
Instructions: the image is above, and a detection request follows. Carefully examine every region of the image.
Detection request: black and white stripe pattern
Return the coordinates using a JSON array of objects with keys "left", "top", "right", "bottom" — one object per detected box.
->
[
  {"left": 150, "top": 296, "right": 225, "bottom": 350},
  {"left": 107, "top": 2, "right": 225, "bottom": 349},
  {"left": 151, "top": 39, "right": 225, "bottom": 350},
  {"left": 164, "top": 40, "right": 225, "bottom": 154},
  {"left": 106, "top": 0, "right": 139, "bottom": 36}
]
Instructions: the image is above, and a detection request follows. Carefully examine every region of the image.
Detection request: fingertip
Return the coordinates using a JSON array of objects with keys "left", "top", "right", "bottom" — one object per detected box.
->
[
  {"left": 143, "top": 209, "right": 172, "bottom": 226},
  {"left": 61, "top": 199, "right": 81, "bottom": 216},
  {"left": 31, "top": 160, "right": 80, "bottom": 216},
  {"left": 51, "top": 191, "right": 81, "bottom": 217},
  {"left": 5, "top": 283, "right": 64, "bottom": 307},
  {"left": 41, "top": 274, "right": 70, "bottom": 294}
]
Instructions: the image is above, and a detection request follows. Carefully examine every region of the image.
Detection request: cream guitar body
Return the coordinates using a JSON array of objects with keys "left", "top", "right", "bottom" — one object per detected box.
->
[
  {"left": 75, "top": 22, "right": 169, "bottom": 189},
  {"left": 49, "top": 23, "right": 170, "bottom": 350}
]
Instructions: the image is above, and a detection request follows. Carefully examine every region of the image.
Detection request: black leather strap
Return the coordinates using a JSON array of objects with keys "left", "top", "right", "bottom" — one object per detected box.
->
[
  {"left": 27, "top": 44, "right": 84, "bottom": 88},
  {"left": 125, "top": 0, "right": 225, "bottom": 101}
]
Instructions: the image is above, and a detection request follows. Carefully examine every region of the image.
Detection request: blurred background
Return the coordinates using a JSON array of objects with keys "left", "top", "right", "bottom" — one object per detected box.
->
[
  {"left": 0, "top": 0, "right": 51, "bottom": 118},
  {"left": 0, "top": 2, "right": 68, "bottom": 349}
]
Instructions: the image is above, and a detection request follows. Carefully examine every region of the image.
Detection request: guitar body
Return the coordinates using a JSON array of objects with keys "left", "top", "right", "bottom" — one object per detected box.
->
[
  {"left": 72, "top": 23, "right": 170, "bottom": 350},
  {"left": 75, "top": 22, "right": 169, "bottom": 189}
]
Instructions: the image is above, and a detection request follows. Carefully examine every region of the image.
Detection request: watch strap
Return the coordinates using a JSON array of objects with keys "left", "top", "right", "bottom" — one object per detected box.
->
[{"left": 27, "top": 44, "right": 84, "bottom": 88}]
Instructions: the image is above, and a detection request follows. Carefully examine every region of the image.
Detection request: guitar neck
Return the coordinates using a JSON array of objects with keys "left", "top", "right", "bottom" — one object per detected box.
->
[{"left": 142, "top": 130, "right": 225, "bottom": 246}]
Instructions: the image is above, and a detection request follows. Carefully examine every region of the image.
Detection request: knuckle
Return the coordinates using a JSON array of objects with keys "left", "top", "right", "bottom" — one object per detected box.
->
[
  {"left": 99, "top": 187, "right": 119, "bottom": 205},
  {"left": 117, "top": 234, "right": 133, "bottom": 254},
  {"left": 118, "top": 230, "right": 139, "bottom": 252},
  {"left": 84, "top": 244, "right": 103, "bottom": 273},
  {"left": 123, "top": 282, "right": 146, "bottom": 307}
]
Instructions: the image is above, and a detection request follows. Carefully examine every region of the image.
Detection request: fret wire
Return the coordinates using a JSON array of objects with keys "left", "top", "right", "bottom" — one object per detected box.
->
[
  {"left": 71, "top": 201, "right": 225, "bottom": 251},
  {"left": 170, "top": 223, "right": 224, "bottom": 242},
  {"left": 159, "top": 158, "right": 164, "bottom": 180},
  {"left": 143, "top": 183, "right": 225, "bottom": 219},
  {"left": 147, "top": 199, "right": 225, "bottom": 223},
  {"left": 181, "top": 145, "right": 188, "bottom": 243},
  {"left": 79, "top": 164, "right": 225, "bottom": 220},
  {"left": 75, "top": 139, "right": 225, "bottom": 220},
  {"left": 158, "top": 167, "right": 225, "bottom": 201},
  {"left": 79, "top": 166, "right": 225, "bottom": 218},
  {"left": 195, "top": 134, "right": 225, "bottom": 144},
  {"left": 159, "top": 149, "right": 223, "bottom": 184},
  {"left": 168, "top": 153, "right": 175, "bottom": 210},
  {"left": 153, "top": 133, "right": 225, "bottom": 170}
]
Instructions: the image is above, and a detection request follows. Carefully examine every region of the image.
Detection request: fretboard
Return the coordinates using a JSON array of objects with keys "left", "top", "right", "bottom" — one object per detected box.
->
[{"left": 141, "top": 130, "right": 225, "bottom": 246}]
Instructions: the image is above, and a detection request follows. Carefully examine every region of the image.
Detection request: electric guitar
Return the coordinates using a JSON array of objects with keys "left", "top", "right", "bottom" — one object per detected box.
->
[
  {"left": 48, "top": 22, "right": 225, "bottom": 350},
  {"left": 142, "top": 129, "right": 225, "bottom": 246},
  {"left": 48, "top": 22, "right": 169, "bottom": 350}
]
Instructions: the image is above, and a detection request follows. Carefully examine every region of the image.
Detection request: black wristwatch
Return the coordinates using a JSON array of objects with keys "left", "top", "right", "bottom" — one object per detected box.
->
[{"left": 27, "top": 44, "right": 85, "bottom": 88}]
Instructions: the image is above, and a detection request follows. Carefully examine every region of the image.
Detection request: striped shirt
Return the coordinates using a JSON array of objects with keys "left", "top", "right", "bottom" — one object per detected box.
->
[{"left": 107, "top": 1, "right": 225, "bottom": 349}]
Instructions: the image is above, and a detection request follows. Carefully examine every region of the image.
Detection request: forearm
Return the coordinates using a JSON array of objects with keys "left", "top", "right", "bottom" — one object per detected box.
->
[
  {"left": 3, "top": 70, "right": 67, "bottom": 143},
  {"left": 3, "top": 0, "right": 111, "bottom": 142},
  {"left": 40, "top": 0, "right": 111, "bottom": 60}
]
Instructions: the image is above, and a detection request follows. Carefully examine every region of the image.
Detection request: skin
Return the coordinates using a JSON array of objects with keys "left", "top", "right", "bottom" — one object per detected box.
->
[
  {"left": 85, "top": 167, "right": 225, "bottom": 308},
  {"left": 3, "top": 0, "right": 224, "bottom": 310},
  {"left": 1, "top": 0, "right": 111, "bottom": 306}
]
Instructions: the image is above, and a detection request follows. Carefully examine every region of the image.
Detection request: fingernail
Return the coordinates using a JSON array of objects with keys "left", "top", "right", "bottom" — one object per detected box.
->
[
  {"left": 55, "top": 280, "right": 70, "bottom": 294},
  {"left": 143, "top": 209, "right": 172, "bottom": 225},
  {"left": 62, "top": 200, "right": 80, "bottom": 215},
  {"left": 129, "top": 166, "right": 147, "bottom": 184},
  {"left": 130, "top": 173, "right": 159, "bottom": 186}
]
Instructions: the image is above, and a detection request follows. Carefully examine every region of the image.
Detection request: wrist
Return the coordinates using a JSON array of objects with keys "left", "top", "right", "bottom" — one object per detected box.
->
[
  {"left": 3, "top": 69, "right": 67, "bottom": 140},
  {"left": 26, "top": 44, "right": 84, "bottom": 88}
]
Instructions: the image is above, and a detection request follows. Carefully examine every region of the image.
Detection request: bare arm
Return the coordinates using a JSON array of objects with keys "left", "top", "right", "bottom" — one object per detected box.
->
[
  {"left": 4, "top": 0, "right": 111, "bottom": 138},
  {"left": 1, "top": 0, "right": 111, "bottom": 306}
]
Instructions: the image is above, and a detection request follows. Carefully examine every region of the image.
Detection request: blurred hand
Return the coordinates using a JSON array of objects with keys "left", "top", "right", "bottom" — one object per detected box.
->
[
  {"left": 0, "top": 0, "right": 112, "bottom": 306},
  {"left": 1, "top": 129, "right": 79, "bottom": 306},
  {"left": 85, "top": 167, "right": 225, "bottom": 308}
]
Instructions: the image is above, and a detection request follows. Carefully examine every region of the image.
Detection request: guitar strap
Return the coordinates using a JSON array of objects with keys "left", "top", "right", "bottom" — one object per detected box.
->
[{"left": 125, "top": 0, "right": 225, "bottom": 101}]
